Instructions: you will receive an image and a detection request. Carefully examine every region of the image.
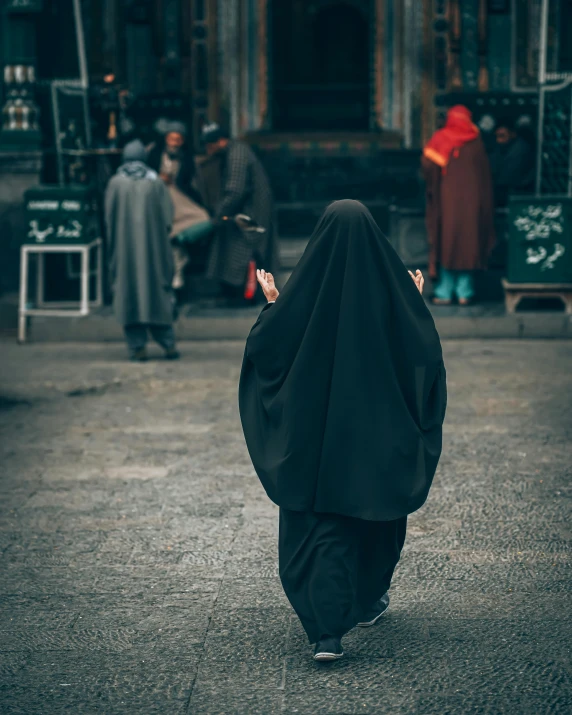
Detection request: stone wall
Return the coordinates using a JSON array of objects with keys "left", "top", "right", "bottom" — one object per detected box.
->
[{"left": 0, "top": 152, "right": 41, "bottom": 295}]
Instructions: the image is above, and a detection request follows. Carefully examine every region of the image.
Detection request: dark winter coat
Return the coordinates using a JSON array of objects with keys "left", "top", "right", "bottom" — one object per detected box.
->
[{"left": 197, "top": 141, "right": 278, "bottom": 287}]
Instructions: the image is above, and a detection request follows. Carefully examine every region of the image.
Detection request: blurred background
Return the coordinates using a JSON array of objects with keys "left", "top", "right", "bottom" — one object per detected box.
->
[
  {"left": 1, "top": 0, "right": 572, "bottom": 327},
  {"left": 1, "top": 6, "right": 571, "bottom": 712}
]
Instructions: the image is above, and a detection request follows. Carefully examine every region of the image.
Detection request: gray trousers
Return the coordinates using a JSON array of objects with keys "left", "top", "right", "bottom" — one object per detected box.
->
[{"left": 124, "top": 324, "right": 176, "bottom": 355}]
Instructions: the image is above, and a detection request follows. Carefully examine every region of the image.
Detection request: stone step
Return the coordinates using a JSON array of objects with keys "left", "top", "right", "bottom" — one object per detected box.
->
[
  {"left": 9, "top": 304, "right": 571, "bottom": 343},
  {"left": 254, "top": 146, "right": 423, "bottom": 204},
  {"left": 275, "top": 199, "right": 390, "bottom": 210},
  {"left": 275, "top": 199, "right": 391, "bottom": 237},
  {"left": 278, "top": 237, "right": 309, "bottom": 269}
]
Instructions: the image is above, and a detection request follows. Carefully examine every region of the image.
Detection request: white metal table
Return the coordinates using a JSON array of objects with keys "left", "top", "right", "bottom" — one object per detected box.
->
[{"left": 18, "top": 238, "right": 103, "bottom": 343}]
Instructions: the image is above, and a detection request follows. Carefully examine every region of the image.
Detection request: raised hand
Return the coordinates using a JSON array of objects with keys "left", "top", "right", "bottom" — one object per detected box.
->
[
  {"left": 408, "top": 269, "right": 425, "bottom": 295},
  {"left": 256, "top": 269, "right": 280, "bottom": 302}
]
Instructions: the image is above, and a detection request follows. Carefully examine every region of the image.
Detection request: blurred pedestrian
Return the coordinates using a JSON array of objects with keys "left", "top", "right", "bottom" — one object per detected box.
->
[
  {"left": 239, "top": 201, "right": 446, "bottom": 661},
  {"left": 490, "top": 116, "right": 535, "bottom": 206},
  {"left": 422, "top": 105, "right": 495, "bottom": 305},
  {"left": 105, "top": 140, "right": 179, "bottom": 362},
  {"left": 197, "top": 122, "right": 278, "bottom": 305},
  {"left": 147, "top": 122, "right": 211, "bottom": 296}
]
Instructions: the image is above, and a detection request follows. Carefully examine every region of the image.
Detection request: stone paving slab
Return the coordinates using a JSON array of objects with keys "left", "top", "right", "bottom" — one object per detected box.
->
[
  {"left": 2, "top": 294, "right": 572, "bottom": 341},
  {"left": 2, "top": 651, "right": 199, "bottom": 715},
  {"left": 0, "top": 339, "right": 570, "bottom": 714}
]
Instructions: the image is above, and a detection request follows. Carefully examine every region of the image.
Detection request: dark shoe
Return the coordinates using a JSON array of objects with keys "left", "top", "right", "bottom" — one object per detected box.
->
[
  {"left": 313, "top": 637, "right": 344, "bottom": 662},
  {"left": 130, "top": 348, "right": 148, "bottom": 362},
  {"left": 174, "top": 287, "right": 185, "bottom": 306},
  {"left": 165, "top": 348, "right": 180, "bottom": 360},
  {"left": 357, "top": 592, "right": 390, "bottom": 627}
]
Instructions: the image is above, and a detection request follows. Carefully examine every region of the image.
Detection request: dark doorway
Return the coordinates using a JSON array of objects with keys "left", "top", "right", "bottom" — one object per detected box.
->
[{"left": 272, "top": 0, "right": 370, "bottom": 131}]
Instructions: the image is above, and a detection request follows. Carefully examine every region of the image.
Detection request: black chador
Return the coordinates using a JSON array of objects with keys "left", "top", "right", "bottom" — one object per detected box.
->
[{"left": 239, "top": 200, "right": 446, "bottom": 652}]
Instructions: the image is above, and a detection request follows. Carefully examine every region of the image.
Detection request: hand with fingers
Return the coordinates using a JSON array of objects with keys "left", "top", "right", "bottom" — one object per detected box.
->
[
  {"left": 408, "top": 269, "right": 425, "bottom": 295},
  {"left": 256, "top": 269, "right": 280, "bottom": 303}
]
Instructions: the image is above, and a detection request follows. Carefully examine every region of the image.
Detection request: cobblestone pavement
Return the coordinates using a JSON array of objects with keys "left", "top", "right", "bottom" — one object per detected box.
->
[{"left": 0, "top": 339, "right": 570, "bottom": 715}]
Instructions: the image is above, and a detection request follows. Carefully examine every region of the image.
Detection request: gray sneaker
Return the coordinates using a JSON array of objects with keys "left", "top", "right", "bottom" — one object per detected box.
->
[
  {"left": 313, "top": 637, "right": 344, "bottom": 662},
  {"left": 357, "top": 592, "right": 390, "bottom": 627}
]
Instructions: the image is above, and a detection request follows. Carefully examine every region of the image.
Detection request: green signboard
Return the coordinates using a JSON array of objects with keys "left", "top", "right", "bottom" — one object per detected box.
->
[
  {"left": 508, "top": 196, "right": 572, "bottom": 284},
  {"left": 24, "top": 185, "right": 100, "bottom": 245}
]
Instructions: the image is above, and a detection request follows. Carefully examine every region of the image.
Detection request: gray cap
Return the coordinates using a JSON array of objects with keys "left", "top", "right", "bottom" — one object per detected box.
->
[
  {"left": 122, "top": 139, "right": 147, "bottom": 163},
  {"left": 166, "top": 120, "right": 187, "bottom": 135},
  {"left": 154, "top": 119, "right": 187, "bottom": 136}
]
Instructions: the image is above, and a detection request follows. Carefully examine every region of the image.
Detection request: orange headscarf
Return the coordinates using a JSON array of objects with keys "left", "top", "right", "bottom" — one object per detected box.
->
[{"left": 423, "top": 105, "right": 479, "bottom": 170}]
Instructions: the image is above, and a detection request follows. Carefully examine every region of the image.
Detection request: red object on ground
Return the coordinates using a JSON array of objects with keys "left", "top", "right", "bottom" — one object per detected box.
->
[{"left": 244, "top": 259, "right": 257, "bottom": 300}]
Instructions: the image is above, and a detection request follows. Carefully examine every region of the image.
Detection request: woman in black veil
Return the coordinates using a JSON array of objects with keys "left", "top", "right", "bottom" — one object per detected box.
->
[{"left": 239, "top": 200, "right": 446, "bottom": 661}]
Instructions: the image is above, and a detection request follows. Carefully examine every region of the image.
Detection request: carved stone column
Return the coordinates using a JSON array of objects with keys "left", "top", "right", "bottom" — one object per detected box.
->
[
  {"left": 402, "top": 0, "right": 424, "bottom": 147},
  {"left": 190, "top": 0, "right": 219, "bottom": 149},
  {"left": 420, "top": 0, "right": 435, "bottom": 144},
  {"left": 216, "top": 0, "right": 240, "bottom": 136},
  {"left": 371, "top": 0, "right": 384, "bottom": 131},
  {"left": 257, "top": 0, "right": 269, "bottom": 129},
  {"left": 163, "top": 0, "right": 182, "bottom": 92},
  {"left": 430, "top": 0, "right": 452, "bottom": 135},
  {"left": 448, "top": 0, "right": 463, "bottom": 89},
  {"left": 459, "top": 0, "right": 479, "bottom": 91},
  {"left": 477, "top": 0, "right": 489, "bottom": 91}
]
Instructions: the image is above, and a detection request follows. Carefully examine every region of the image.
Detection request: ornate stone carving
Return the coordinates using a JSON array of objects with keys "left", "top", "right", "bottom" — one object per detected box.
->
[
  {"left": 373, "top": 0, "right": 384, "bottom": 130},
  {"left": 258, "top": 0, "right": 269, "bottom": 128},
  {"left": 449, "top": 0, "right": 463, "bottom": 89},
  {"left": 477, "top": 0, "right": 489, "bottom": 91}
]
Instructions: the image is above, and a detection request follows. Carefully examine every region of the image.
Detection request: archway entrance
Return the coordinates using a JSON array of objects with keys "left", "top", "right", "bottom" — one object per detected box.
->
[{"left": 272, "top": 0, "right": 370, "bottom": 131}]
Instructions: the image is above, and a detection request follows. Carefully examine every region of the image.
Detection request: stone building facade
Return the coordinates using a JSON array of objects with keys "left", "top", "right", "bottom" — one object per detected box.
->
[{"left": 1, "top": 0, "right": 571, "bottom": 294}]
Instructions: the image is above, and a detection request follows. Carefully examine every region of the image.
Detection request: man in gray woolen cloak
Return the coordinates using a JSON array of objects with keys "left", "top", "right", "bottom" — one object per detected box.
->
[{"left": 105, "top": 140, "right": 179, "bottom": 361}]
